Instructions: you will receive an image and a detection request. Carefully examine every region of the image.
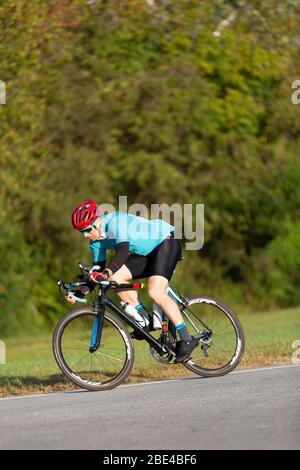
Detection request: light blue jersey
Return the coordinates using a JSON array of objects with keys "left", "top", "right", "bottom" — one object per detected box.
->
[{"left": 90, "top": 212, "right": 174, "bottom": 264}]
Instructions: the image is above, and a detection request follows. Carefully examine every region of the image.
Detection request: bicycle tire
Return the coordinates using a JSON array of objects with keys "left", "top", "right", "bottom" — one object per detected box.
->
[
  {"left": 181, "top": 296, "right": 245, "bottom": 377},
  {"left": 53, "top": 308, "right": 135, "bottom": 391}
]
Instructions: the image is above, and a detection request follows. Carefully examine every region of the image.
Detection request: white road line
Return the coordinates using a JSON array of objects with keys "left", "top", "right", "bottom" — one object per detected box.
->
[
  {"left": 120, "top": 363, "right": 300, "bottom": 388},
  {"left": 0, "top": 364, "right": 299, "bottom": 401},
  {"left": 231, "top": 363, "right": 300, "bottom": 375}
]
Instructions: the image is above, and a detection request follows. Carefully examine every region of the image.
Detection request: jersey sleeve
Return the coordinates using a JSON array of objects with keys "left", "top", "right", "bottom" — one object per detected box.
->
[{"left": 90, "top": 243, "right": 106, "bottom": 264}]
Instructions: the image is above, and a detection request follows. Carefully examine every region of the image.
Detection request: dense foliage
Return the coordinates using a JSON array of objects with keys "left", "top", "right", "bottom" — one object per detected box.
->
[{"left": 1, "top": 0, "right": 300, "bottom": 334}]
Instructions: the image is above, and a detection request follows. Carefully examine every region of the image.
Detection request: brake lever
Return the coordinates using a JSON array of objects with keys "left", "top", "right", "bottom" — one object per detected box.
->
[
  {"left": 57, "top": 280, "right": 64, "bottom": 301},
  {"left": 57, "top": 279, "right": 74, "bottom": 297},
  {"left": 78, "top": 262, "right": 87, "bottom": 272},
  {"left": 88, "top": 265, "right": 100, "bottom": 275},
  {"left": 78, "top": 262, "right": 100, "bottom": 275}
]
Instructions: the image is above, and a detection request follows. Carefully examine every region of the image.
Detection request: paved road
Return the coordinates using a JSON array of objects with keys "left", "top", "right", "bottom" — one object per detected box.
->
[{"left": 0, "top": 365, "right": 299, "bottom": 450}]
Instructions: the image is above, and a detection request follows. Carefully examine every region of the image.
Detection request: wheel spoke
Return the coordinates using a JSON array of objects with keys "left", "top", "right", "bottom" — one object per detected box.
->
[
  {"left": 93, "top": 351, "right": 124, "bottom": 363},
  {"left": 70, "top": 352, "right": 91, "bottom": 370}
]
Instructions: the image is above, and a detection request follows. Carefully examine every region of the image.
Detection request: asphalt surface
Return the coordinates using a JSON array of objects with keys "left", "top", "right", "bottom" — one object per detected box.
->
[{"left": 0, "top": 365, "right": 299, "bottom": 450}]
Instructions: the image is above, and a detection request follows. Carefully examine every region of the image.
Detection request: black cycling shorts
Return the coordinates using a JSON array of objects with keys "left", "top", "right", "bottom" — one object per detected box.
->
[{"left": 124, "top": 233, "right": 182, "bottom": 281}]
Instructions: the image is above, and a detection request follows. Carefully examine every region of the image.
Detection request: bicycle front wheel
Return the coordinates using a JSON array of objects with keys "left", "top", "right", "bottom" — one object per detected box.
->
[
  {"left": 181, "top": 296, "right": 245, "bottom": 377},
  {"left": 53, "top": 308, "right": 135, "bottom": 391}
]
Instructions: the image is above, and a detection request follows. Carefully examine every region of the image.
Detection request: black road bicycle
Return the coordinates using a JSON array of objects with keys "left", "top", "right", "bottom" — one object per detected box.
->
[{"left": 53, "top": 263, "right": 245, "bottom": 391}]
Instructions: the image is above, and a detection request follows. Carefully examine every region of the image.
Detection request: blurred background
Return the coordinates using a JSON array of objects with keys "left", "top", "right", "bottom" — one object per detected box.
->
[{"left": 1, "top": 0, "right": 300, "bottom": 338}]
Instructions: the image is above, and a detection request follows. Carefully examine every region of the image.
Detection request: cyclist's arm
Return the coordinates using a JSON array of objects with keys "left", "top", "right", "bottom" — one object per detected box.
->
[
  {"left": 82, "top": 261, "right": 106, "bottom": 292},
  {"left": 104, "top": 242, "right": 130, "bottom": 276},
  {"left": 104, "top": 213, "right": 130, "bottom": 276},
  {"left": 86, "top": 244, "right": 107, "bottom": 292}
]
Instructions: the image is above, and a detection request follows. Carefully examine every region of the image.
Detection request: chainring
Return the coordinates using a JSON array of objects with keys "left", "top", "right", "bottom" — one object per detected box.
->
[
  {"left": 149, "top": 346, "right": 173, "bottom": 364},
  {"left": 148, "top": 334, "right": 176, "bottom": 364}
]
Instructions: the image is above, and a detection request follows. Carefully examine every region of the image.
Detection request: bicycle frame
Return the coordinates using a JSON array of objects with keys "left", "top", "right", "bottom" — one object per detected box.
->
[
  {"left": 90, "top": 283, "right": 212, "bottom": 356},
  {"left": 57, "top": 263, "right": 211, "bottom": 358},
  {"left": 90, "top": 284, "right": 176, "bottom": 357},
  {"left": 167, "top": 286, "right": 212, "bottom": 334}
]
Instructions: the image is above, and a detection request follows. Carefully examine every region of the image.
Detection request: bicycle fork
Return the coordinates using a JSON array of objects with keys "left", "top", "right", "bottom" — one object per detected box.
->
[{"left": 89, "top": 310, "right": 104, "bottom": 353}]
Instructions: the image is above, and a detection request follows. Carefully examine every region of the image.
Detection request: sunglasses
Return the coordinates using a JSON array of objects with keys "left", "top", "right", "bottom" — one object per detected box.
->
[{"left": 79, "top": 222, "right": 96, "bottom": 233}]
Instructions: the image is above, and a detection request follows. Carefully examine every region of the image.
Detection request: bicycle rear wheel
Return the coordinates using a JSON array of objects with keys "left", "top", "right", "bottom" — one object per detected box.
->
[
  {"left": 181, "top": 296, "right": 245, "bottom": 377},
  {"left": 53, "top": 308, "right": 134, "bottom": 391}
]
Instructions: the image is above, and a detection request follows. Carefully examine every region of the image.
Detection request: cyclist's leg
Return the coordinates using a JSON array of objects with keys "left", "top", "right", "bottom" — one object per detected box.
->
[
  {"left": 145, "top": 239, "right": 198, "bottom": 361},
  {"left": 148, "top": 264, "right": 198, "bottom": 361},
  {"left": 108, "top": 264, "right": 132, "bottom": 283},
  {"left": 147, "top": 275, "right": 183, "bottom": 326},
  {"left": 111, "top": 257, "right": 148, "bottom": 306},
  {"left": 108, "top": 264, "right": 138, "bottom": 305},
  {"left": 146, "top": 236, "right": 183, "bottom": 326}
]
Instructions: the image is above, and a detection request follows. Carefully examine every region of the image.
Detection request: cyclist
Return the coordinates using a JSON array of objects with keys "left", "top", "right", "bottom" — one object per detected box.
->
[{"left": 67, "top": 198, "right": 199, "bottom": 363}]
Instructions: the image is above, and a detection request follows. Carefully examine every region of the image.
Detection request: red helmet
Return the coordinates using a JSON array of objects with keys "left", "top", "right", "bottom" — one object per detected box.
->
[{"left": 71, "top": 198, "right": 98, "bottom": 230}]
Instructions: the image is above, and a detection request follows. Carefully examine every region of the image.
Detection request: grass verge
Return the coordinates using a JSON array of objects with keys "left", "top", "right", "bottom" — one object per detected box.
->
[{"left": 0, "top": 306, "right": 299, "bottom": 397}]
